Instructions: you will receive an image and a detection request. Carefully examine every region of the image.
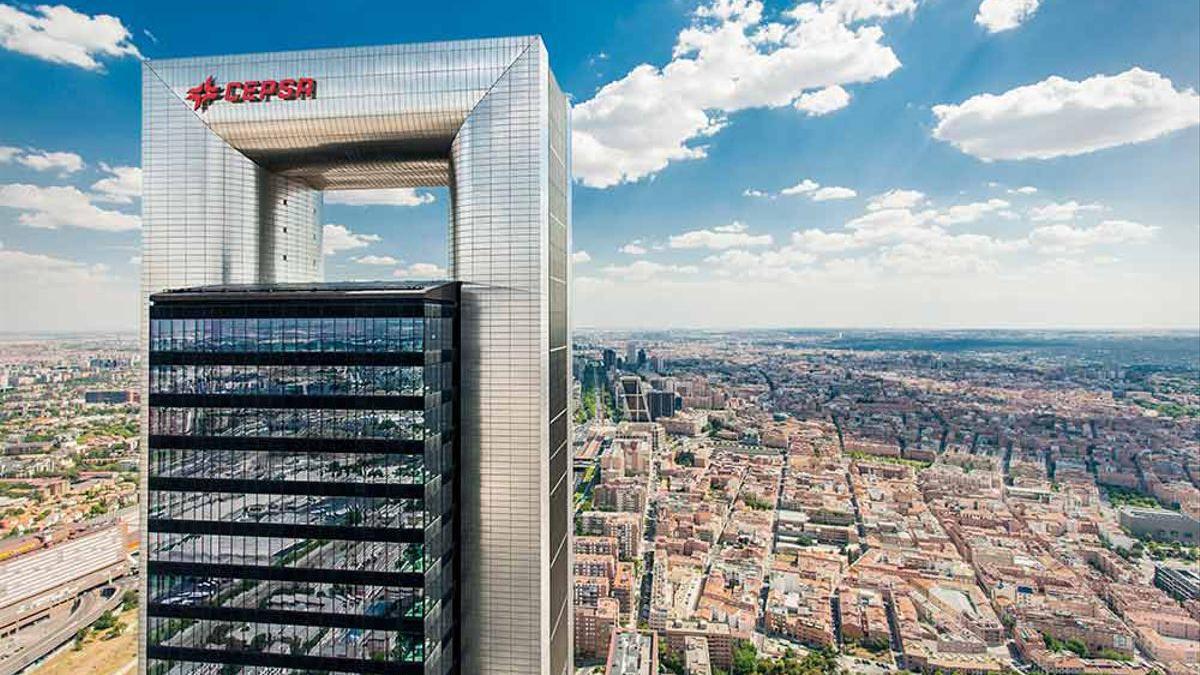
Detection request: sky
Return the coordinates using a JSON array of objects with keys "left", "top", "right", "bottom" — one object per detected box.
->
[{"left": 0, "top": 0, "right": 1197, "bottom": 332}]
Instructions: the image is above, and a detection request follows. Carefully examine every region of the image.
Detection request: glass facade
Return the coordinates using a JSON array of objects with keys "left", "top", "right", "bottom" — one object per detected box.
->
[
  {"left": 142, "top": 36, "right": 572, "bottom": 674},
  {"left": 145, "top": 283, "right": 458, "bottom": 675}
]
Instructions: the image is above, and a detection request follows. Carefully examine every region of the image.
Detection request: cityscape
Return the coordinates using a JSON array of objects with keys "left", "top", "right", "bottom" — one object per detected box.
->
[
  {"left": 0, "top": 1, "right": 1198, "bottom": 675},
  {"left": 1, "top": 329, "right": 1198, "bottom": 673}
]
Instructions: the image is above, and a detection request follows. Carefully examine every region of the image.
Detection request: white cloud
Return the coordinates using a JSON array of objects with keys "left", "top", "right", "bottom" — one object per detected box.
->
[
  {"left": 600, "top": 259, "right": 699, "bottom": 282},
  {"left": 933, "top": 198, "right": 1010, "bottom": 225},
  {"left": 812, "top": 0, "right": 917, "bottom": 23},
  {"left": 867, "top": 188, "right": 925, "bottom": 210},
  {"left": 0, "top": 241, "right": 110, "bottom": 283},
  {"left": 322, "top": 224, "right": 380, "bottom": 256},
  {"left": 620, "top": 242, "right": 648, "bottom": 255},
  {"left": 780, "top": 179, "right": 820, "bottom": 196},
  {"left": 932, "top": 68, "right": 1200, "bottom": 161},
  {"left": 794, "top": 84, "right": 851, "bottom": 116},
  {"left": 843, "top": 208, "right": 967, "bottom": 253},
  {"left": 975, "top": 0, "right": 1039, "bottom": 33},
  {"left": 17, "top": 149, "right": 83, "bottom": 174},
  {"left": 572, "top": 194, "right": 1191, "bottom": 329},
  {"left": 91, "top": 164, "right": 141, "bottom": 203},
  {"left": 353, "top": 255, "right": 398, "bottom": 265},
  {"left": 392, "top": 262, "right": 447, "bottom": 278},
  {"left": 571, "top": 0, "right": 905, "bottom": 188},
  {"left": 811, "top": 185, "right": 857, "bottom": 201},
  {"left": 324, "top": 189, "right": 436, "bottom": 207},
  {"left": 714, "top": 222, "right": 748, "bottom": 233},
  {"left": 1008, "top": 185, "right": 1038, "bottom": 195},
  {"left": 572, "top": 250, "right": 592, "bottom": 264},
  {"left": 0, "top": 146, "right": 91, "bottom": 177},
  {"left": 778, "top": 178, "right": 856, "bottom": 201},
  {"left": 0, "top": 183, "right": 139, "bottom": 231},
  {"left": 742, "top": 188, "right": 770, "bottom": 198},
  {"left": 782, "top": 196, "right": 1031, "bottom": 277},
  {"left": 704, "top": 245, "right": 817, "bottom": 281},
  {"left": 669, "top": 221, "right": 773, "bottom": 250},
  {"left": 877, "top": 231, "right": 1025, "bottom": 275},
  {"left": 1028, "top": 200, "right": 1103, "bottom": 222},
  {"left": 1029, "top": 219, "right": 1157, "bottom": 253},
  {"left": 0, "top": 241, "right": 136, "bottom": 331},
  {"left": 0, "top": 4, "right": 141, "bottom": 70},
  {"left": 791, "top": 228, "right": 863, "bottom": 253}
]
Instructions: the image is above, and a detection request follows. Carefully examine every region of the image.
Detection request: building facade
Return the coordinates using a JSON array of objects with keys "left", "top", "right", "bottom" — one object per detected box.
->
[
  {"left": 146, "top": 282, "right": 458, "bottom": 673},
  {"left": 648, "top": 390, "right": 678, "bottom": 421},
  {"left": 1155, "top": 564, "right": 1200, "bottom": 603},
  {"left": 618, "top": 377, "right": 651, "bottom": 423},
  {"left": 1118, "top": 506, "right": 1200, "bottom": 543},
  {"left": 141, "top": 37, "right": 571, "bottom": 674}
]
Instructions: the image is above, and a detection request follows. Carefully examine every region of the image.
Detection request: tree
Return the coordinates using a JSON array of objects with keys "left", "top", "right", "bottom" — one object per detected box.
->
[
  {"left": 731, "top": 640, "right": 758, "bottom": 674},
  {"left": 93, "top": 610, "right": 118, "bottom": 631},
  {"left": 659, "top": 641, "right": 685, "bottom": 674},
  {"left": 105, "top": 621, "right": 127, "bottom": 640}
]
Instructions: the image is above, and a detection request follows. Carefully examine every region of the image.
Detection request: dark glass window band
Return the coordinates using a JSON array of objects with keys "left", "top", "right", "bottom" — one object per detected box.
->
[
  {"left": 147, "top": 560, "right": 425, "bottom": 588},
  {"left": 147, "top": 519, "right": 425, "bottom": 543},
  {"left": 147, "top": 603, "right": 425, "bottom": 633},
  {"left": 146, "top": 646, "right": 425, "bottom": 674},
  {"left": 150, "top": 393, "right": 427, "bottom": 410},
  {"left": 149, "top": 352, "right": 433, "bottom": 367},
  {"left": 148, "top": 477, "right": 426, "bottom": 499},
  {"left": 148, "top": 435, "right": 430, "bottom": 454}
]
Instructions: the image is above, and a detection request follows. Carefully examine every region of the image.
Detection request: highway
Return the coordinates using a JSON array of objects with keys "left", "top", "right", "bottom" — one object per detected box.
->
[{"left": 1, "top": 580, "right": 130, "bottom": 675}]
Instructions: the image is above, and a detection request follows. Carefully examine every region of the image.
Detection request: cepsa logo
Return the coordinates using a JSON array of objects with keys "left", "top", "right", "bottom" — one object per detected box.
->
[{"left": 186, "top": 76, "right": 317, "bottom": 111}]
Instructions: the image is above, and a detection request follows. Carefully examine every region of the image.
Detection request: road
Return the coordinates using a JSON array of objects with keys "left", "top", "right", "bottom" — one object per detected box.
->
[{"left": 1, "top": 582, "right": 129, "bottom": 675}]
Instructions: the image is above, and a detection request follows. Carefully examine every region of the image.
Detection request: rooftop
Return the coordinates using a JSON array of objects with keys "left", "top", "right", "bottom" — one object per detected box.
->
[
  {"left": 151, "top": 280, "right": 459, "bottom": 303},
  {"left": 608, "top": 630, "right": 655, "bottom": 675}
]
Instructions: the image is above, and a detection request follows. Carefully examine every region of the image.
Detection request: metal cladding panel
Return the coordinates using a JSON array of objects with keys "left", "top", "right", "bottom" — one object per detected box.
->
[
  {"left": 451, "top": 39, "right": 561, "bottom": 674},
  {"left": 140, "top": 36, "right": 571, "bottom": 675},
  {"left": 546, "top": 68, "right": 572, "bottom": 675}
]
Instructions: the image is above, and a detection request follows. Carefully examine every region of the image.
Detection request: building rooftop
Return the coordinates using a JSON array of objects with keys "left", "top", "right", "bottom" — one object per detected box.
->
[
  {"left": 151, "top": 280, "right": 460, "bottom": 302},
  {"left": 608, "top": 630, "right": 656, "bottom": 675}
]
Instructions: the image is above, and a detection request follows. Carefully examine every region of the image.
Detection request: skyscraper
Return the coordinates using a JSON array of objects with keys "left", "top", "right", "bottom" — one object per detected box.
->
[
  {"left": 141, "top": 37, "right": 571, "bottom": 674},
  {"left": 617, "top": 376, "right": 651, "bottom": 423},
  {"left": 647, "top": 390, "right": 679, "bottom": 421},
  {"left": 146, "top": 282, "right": 459, "bottom": 673}
]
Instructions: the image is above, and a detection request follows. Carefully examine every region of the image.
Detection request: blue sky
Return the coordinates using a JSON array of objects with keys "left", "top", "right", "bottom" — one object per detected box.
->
[{"left": 0, "top": 0, "right": 1197, "bottom": 331}]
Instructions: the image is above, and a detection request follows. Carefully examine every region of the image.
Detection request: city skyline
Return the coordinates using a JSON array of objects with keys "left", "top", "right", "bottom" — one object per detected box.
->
[
  {"left": 3, "top": 328, "right": 1199, "bottom": 673},
  {"left": 1, "top": 0, "right": 1198, "bottom": 332}
]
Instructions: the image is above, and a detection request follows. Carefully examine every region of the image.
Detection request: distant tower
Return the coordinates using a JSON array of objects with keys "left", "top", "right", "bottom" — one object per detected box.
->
[
  {"left": 602, "top": 348, "right": 617, "bottom": 371},
  {"left": 618, "top": 376, "right": 652, "bottom": 422}
]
